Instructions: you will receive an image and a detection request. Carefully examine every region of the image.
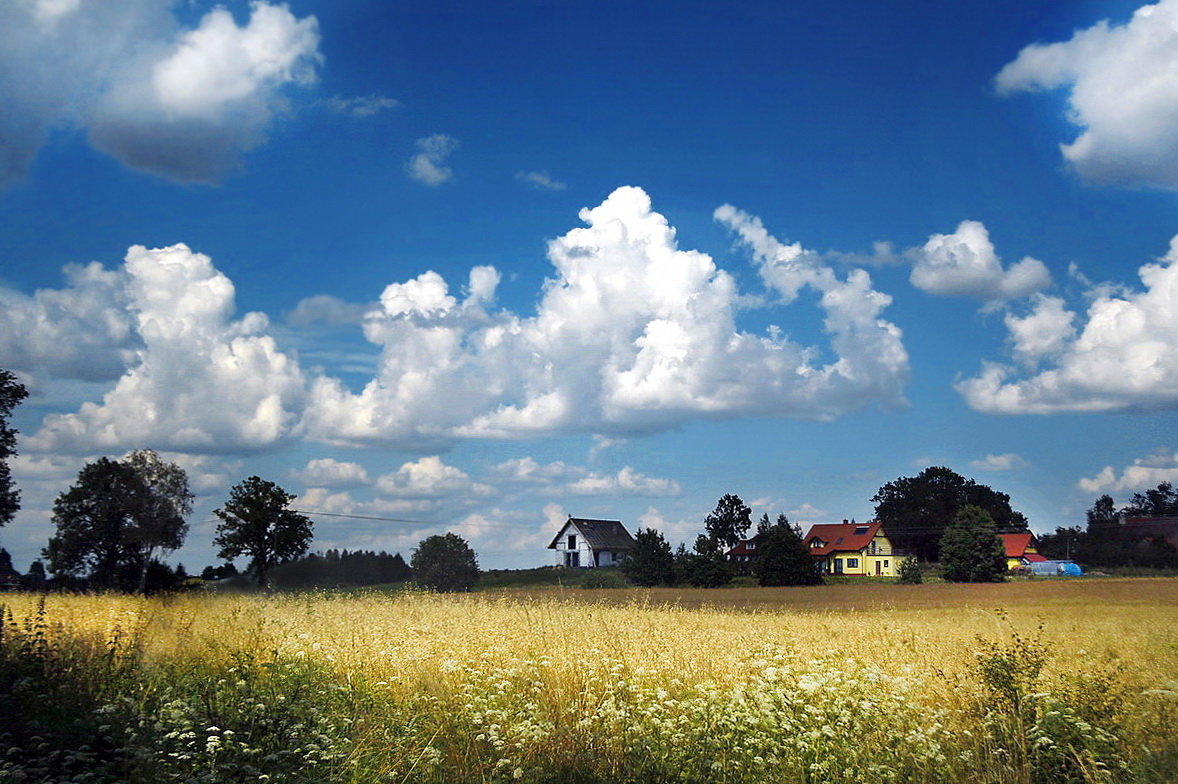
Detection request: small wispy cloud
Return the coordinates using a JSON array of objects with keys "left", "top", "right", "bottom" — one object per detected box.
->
[
  {"left": 516, "top": 170, "right": 566, "bottom": 191},
  {"left": 970, "top": 453, "right": 1030, "bottom": 472},
  {"left": 408, "top": 134, "right": 459, "bottom": 186},
  {"left": 324, "top": 94, "right": 400, "bottom": 118}
]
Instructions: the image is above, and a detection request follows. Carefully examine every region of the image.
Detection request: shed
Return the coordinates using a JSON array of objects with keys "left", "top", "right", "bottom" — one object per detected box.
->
[{"left": 547, "top": 517, "right": 634, "bottom": 568}]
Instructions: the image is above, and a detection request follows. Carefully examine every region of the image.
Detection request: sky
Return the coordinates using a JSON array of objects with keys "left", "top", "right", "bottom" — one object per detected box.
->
[{"left": 2, "top": 0, "right": 1178, "bottom": 572}]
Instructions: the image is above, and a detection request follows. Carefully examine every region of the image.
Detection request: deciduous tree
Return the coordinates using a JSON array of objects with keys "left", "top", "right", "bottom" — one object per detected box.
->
[
  {"left": 0, "top": 369, "right": 29, "bottom": 530},
  {"left": 938, "top": 505, "right": 1007, "bottom": 583},
  {"left": 685, "top": 533, "right": 732, "bottom": 588},
  {"left": 213, "top": 477, "right": 313, "bottom": 590},
  {"left": 123, "top": 449, "right": 193, "bottom": 593},
  {"left": 703, "top": 494, "right": 752, "bottom": 550},
  {"left": 872, "top": 467, "right": 1026, "bottom": 561},
  {"left": 45, "top": 457, "right": 151, "bottom": 589},
  {"left": 411, "top": 533, "right": 479, "bottom": 592}
]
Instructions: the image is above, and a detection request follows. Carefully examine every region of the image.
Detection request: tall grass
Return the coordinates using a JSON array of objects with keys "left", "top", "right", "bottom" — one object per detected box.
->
[{"left": 1, "top": 579, "right": 1176, "bottom": 783}]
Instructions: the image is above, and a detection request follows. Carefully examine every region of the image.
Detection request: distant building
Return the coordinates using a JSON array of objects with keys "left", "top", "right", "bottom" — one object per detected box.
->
[
  {"left": 547, "top": 517, "right": 635, "bottom": 568},
  {"left": 1121, "top": 516, "right": 1178, "bottom": 549},
  {"left": 999, "top": 532, "right": 1048, "bottom": 571},
  {"left": 802, "top": 520, "right": 902, "bottom": 576}
]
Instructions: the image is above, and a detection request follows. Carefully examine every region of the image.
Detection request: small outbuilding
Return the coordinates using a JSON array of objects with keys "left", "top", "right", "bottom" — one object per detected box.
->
[
  {"left": 1029, "top": 559, "right": 1083, "bottom": 576},
  {"left": 1000, "top": 532, "right": 1049, "bottom": 571},
  {"left": 547, "top": 517, "right": 634, "bottom": 568}
]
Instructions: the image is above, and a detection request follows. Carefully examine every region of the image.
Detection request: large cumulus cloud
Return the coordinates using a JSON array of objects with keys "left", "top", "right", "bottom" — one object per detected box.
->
[
  {"left": 997, "top": 0, "right": 1178, "bottom": 189},
  {"left": 302, "top": 187, "right": 911, "bottom": 447},
  {"left": 0, "top": 0, "right": 321, "bottom": 186},
  {"left": 959, "top": 235, "right": 1178, "bottom": 413},
  {"left": 27, "top": 243, "right": 306, "bottom": 453}
]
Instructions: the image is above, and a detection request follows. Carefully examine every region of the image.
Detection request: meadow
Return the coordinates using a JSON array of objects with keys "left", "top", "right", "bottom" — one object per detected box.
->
[{"left": 1, "top": 579, "right": 1176, "bottom": 784}]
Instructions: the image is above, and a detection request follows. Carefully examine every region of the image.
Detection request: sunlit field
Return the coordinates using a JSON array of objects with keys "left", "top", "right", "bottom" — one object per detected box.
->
[{"left": 2, "top": 579, "right": 1176, "bottom": 783}]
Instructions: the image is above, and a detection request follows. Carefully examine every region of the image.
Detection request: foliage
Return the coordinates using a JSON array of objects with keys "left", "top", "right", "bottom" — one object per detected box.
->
[
  {"left": 213, "top": 477, "right": 313, "bottom": 590},
  {"left": 411, "top": 533, "right": 479, "bottom": 592},
  {"left": 579, "top": 568, "right": 630, "bottom": 589},
  {"left": 123, "top": 450, "right": 192, "bottom": 592},
  {"left": 1123, "top": 481, "right": 1178, "bottom": 517},
  {"left": 752, "top": 514, "right": 821, "bottom": 586},
  {"left": 684, "top": 534, "right": 732, "bottom": 588},
  {"left": 0, "top": 369, "right": 28, "bottom": 529},
  {"left": 896, "top": 556, "right": 923, "bottom": 584},
  {"left": 22, "top": 560, "right": 47, "bottom": 591},
  {"left": 872, "top": 466, "right": 1027, "bottom": 561},
  {"left": 270, "top": 549, "right": 412, "bottom": 588},
  {"left": 939, "top": 505, "right": 1007, "bottom": 583},
  {"left": 703, "top": 493, "right": 752, "bottom": 550},
  {"left": 45, "top": 458, "right": 153, "bottom": 589},
  {"left": 620, "top": 527, "right": 676, "bottom": 586}
]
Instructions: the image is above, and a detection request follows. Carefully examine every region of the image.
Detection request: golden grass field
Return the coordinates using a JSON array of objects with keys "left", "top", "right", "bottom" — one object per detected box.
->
[{"left": 2, "top": 578, "right": 1176, "bottom": 783}]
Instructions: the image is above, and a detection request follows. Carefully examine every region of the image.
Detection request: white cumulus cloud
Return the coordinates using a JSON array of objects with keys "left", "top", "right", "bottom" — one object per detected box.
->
[
  {"left": 303, "top": 187, "right": 911, "bottom": 449},
  {"left": 1079, "top": 449, "right": 1178, "bottom": 493},
  {"left": 997, "top": 0, "right": 1178, "bottom": 188},
  {"left": 564, "top": 466, "right": 681, "bottom": 497},
  {"left": 0, "top": 0, "right": 321, "bottom": 186},
  {"left": 27, "top": 243, "right": 306, "bottom": 454},
  {"left": 910, "top": 220, "right": 1051, "bottom": 302},
  {"left": 959, "top": 235, "right": 1178, "bottom": 414},
  {"left": 292, "top": 458, "right": 371, "bottom": 488},
  {"left": 375, "top": 456, "right": 493, "bottom": 499}
]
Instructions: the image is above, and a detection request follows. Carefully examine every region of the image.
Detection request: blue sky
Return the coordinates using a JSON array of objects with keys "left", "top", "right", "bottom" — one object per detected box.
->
[{"left": 2, "top": 0, "right": 1178, "bottom": 571}]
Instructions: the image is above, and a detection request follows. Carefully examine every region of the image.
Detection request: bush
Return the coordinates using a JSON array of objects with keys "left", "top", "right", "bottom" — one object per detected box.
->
[
  {"left": 411, "top": 533, "right": 479, "bottom": 592},
  {"left": 580, "top": 569, "right": 630, "bottom": 589},
  {"left": 896, "top": 557, "right": 922, "bottom": 584}
]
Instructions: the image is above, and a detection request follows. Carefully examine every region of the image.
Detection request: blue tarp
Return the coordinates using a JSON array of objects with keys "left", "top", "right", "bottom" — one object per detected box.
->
[{"left": 1029, "top": 560, "right": 1083, "bottom": 576}]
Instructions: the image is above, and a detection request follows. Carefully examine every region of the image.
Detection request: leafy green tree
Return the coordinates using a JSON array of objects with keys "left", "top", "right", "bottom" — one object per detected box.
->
[
  {"left": 1122, "top": 482, "right": 1178, "bottom": 517},
  {"left": 752, "top": 514, "right": 822, "bottom": 586},
  {"left": 685, "top": 533, "right": 732, "bottom": 588},
  {"left": 411, "top": 533, "right": 479, "bottom": 592},
  {"left": 123, "top": 449, "right": 192, "bottom": 593},
  {"left": 872, "top": 467, "right": 1027, "bottom": 561},
  {"left": 1086, "top": 494, "right": 1118, "bottom": 530},
  {"left": 703, "top": 493, "right": 752, "bottom": 550},
  {"left": 45, "top": 457, "right": 151, "bottom": 589},
  {"left": 938, "top": 505, "right": 1007, "bottom": 583},
  {"left": 0, "top": 369, "right": 29, "bottom": 530},
  {"left": 620, "top": 527, "right": 675, "bottom": 586},
  {"left": 0, "top": 547, "right": 18, "bottom": 586},
  {"left": 213, "top": 477, "right": 313, "bottom": 590},
  {"left": 896, "top": 556, "right": 923, "bottom": 584}
]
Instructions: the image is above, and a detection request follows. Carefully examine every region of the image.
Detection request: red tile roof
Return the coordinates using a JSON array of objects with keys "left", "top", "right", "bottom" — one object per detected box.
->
[
  {"left": 1000, "top": 532, "right": 1036, "bottom": 558},
  {"left": 1025, "top": 553, "right": 1048, "bottom": 562},
  {"left": 803, "top": 521, "right": 882, "bottom": 556},
  {"left": 726, "top": 538, "right": 758, "bottom": 556}
]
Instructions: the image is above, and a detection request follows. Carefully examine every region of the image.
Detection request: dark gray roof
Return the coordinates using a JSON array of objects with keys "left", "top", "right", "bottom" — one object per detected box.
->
[{"left": 546, "top": 517, "right": 635, "bottom": 550}]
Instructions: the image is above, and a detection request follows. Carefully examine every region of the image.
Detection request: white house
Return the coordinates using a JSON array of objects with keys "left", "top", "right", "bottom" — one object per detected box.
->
[{"left": 546, "top": 517, "right": 635, "bottom": 568}]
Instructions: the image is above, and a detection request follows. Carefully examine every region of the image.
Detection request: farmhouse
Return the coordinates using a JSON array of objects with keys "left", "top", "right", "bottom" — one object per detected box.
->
[
  {"left": 803, "top": 520, "right": 900, "bottom": 576},
  {"left": 1000, "top": 531, "right": 1048, "bottom": 571},
  {"left": 547, "top": 517, "right": 635, "bottom": 568}
]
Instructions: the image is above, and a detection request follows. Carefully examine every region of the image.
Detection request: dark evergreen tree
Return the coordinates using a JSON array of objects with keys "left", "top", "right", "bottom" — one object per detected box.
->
[
  {"left": 45, "top": 457, "right": 152, "bottom": 589},
  {"left": 620, "top": 528, "right": 675, "bottom": 587},
  {"left": 872, "top": 467, "right": 1027, "bottom": 561},
  {"left": 703, "top": 494, "right": 752, "bottom": 550},
  {"left": 938, "top": 505, "right": 1007, "bottom": 583},
  {"left": 411, "top": 533, "right": 479, "bottom": 592},
  {"left": 213, "top": 476, "right": 313, "bottom": 590},
  {"left": 752, "top": 514, "right": 822, "bottom": 586},
  {"left": 0, "top": 369, "right": 29, "bottom": 530},
  {"left": 22, "top": 560, "right": 47, "bottom": 590}
]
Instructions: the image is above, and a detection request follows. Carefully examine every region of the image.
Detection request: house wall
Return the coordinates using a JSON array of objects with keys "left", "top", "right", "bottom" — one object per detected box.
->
[
  {"left": 550, "top": 521, "right": 604, "bottom": 568},
  {"left": 823, "top": 535, "right": 899, "bottom": 576}
]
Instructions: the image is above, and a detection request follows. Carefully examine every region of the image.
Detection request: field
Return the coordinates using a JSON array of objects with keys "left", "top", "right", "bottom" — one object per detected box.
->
[{"left": 2, "top": 579, "right": 1176, "bottom": 783}]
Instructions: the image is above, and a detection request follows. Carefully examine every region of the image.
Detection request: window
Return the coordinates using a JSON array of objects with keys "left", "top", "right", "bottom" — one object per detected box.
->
[
  {"left": 847, "top": 558, "right": 859, "bottom": 568},
  {"left": 884, "top": 560, "right": 889, "bottom": 567},
  {"left": 868, "top": 541, "right": 877, "bottom": 555},
  {"left": 853, "top": 526, "right": 869, "bottom": 535},
  {"left": 567, "top": 534, "right": 576, "bottom": 549},
  {"left": 834, "top": 559, "right": 843, "bottom": 574}
]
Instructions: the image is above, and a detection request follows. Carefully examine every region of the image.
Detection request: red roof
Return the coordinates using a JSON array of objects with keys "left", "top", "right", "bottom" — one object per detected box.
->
[
  {"left": 1025, "top": 553, "right": 1048, "bottom": 562},
  {"left": 1000, "top": 532, "right": 1036, "bottom": 558},
  {"left": 726, "top": 539, "right": 758, "bottom": 556},
  {"left": 803, "top": 521, "right": 882, "bottom": 556}
]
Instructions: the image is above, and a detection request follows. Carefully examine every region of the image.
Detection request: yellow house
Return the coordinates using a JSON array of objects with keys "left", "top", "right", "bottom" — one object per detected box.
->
[{"left": 803, "top": 521, "right": 900, "bottom": 576}]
